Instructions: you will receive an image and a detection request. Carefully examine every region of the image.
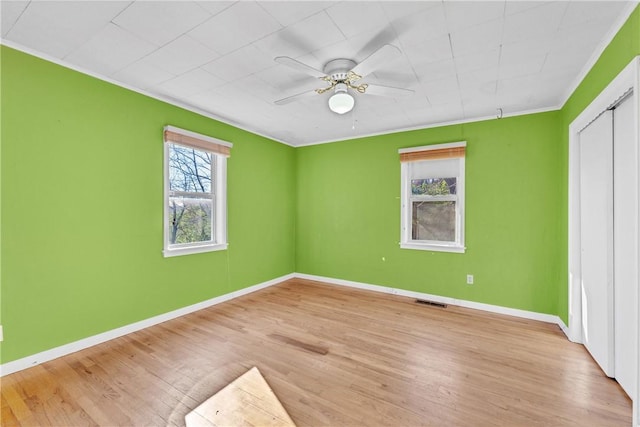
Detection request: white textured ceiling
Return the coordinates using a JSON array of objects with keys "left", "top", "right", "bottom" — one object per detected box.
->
[{"left": 1, "top": 1, "right": 636, "bottom": 146}]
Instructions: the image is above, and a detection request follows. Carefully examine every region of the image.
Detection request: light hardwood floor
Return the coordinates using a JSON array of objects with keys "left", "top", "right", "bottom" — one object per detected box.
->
[{"left": 1, "top": 278, "right": 632, "bottom": 426}]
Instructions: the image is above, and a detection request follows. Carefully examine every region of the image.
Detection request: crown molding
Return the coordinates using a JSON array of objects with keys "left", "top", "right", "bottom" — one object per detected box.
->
[{"left": 294, "top": 105, "right": 561, "bottom": 148}]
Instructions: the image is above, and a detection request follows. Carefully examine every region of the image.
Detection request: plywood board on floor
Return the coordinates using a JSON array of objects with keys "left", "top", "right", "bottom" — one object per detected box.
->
[{"left": 185, "top": 366, "right": 296, "bottom": 427}]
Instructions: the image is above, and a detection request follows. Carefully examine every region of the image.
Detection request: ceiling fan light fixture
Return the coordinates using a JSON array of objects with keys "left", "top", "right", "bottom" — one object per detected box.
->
[{"left": 328, "top": 83, "right": 354, "bottom": 114}]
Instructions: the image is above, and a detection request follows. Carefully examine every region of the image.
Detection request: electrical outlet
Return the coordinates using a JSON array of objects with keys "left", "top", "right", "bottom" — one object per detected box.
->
[
  {"left": 466, "top": 274, "right": 474, "bottom": 285},
  {"left": 0, "top": 325, "right": 4, "bottom": 342}
]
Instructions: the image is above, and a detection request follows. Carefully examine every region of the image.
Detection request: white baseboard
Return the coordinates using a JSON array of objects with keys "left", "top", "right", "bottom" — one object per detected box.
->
[
  {"left": 0, "top": 273, "right": 294, "bottom": 377},
  {"left": 2, "top": 271, "right": 570, "bottom": 377},
  {"left": 294, "top": 273, "right": 567, "bottom": 329},
  {"left": 556, "top": 317, "right": 570, "bottom": 339}
]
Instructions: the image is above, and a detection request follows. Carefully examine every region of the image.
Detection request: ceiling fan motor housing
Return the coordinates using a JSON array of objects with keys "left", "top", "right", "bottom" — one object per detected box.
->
[{"left": 324, "top": 59, "right": 357, "bottom": 82}]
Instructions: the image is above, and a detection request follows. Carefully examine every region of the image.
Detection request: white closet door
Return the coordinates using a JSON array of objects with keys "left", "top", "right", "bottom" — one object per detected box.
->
[
  {"left": 580, "top": 110, "right": 615, "bottom": 377},
  {"left": 613, "top": 96, "right": 637, "bottom": 397}
]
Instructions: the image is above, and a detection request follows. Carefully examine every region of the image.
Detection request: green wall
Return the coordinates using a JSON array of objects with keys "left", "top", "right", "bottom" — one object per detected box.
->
[
  {"left": 296, "top": 112, "right": 563, "bottom": 315},
  {"left": 1, "top": 5, "right": 638, "bottom": 365},
  {"left": 557, "top": 5, "right": 640, "bottom": 323},
  {"left": 0, "top": 46, "right": 296, "bottom": 363}
]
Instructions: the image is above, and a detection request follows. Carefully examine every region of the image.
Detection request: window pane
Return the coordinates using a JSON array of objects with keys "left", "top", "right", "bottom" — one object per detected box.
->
[
  {"left": 411, "top": 178, "right": 456, "bottom": 195},
  {"left": 168, "top": 197, "right": 213, "bottom": 245},
  {"left": 412, "top": 201, "right": 456, "bottom": 241},
  {"left": 169, "top": 144, "right": 212, "bottom": 193}
]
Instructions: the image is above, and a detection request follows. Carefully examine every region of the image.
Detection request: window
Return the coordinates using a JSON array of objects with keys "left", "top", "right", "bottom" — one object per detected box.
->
[
  {"left": 399, "top": 141, "right": 466, "bottom": 253},
  {"left": 163, "top": 125, "right": 232, "bottom": 257}
]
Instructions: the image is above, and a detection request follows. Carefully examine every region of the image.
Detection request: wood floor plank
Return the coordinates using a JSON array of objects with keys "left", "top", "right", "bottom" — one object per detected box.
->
[
  {"left": 0, "top": 278, "right": 632, "bottom": 426},
  {"left": 1, "top": 393, "right": 21, "bottom": 427},
  {"left": 1, "top": 376, "right": 33, "bottom": 423}
]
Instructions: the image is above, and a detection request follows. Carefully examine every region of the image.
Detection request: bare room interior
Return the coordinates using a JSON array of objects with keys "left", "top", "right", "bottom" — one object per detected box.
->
[{"left": 1, "top": 1, "right": 640, "bottom": 426}]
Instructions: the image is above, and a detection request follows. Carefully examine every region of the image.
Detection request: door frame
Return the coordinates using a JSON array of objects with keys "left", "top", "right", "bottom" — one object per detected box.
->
[{"left": 568, "top": 56, "right": 639, "bottom": 424}]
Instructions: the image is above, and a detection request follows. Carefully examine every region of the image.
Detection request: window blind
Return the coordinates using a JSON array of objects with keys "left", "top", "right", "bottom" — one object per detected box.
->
[
  {"left": 410, "top": 158, "right": 460, "bottom": 179},
  {"left": 399, "top": 145, "right": 465, "bottom": 162},
  {"left": 164, "top": 125, "right": 232, "bottom": 157}
]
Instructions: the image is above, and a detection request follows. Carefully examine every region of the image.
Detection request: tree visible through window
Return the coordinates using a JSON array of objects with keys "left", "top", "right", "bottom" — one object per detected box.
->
[{"left": 168, "top": 144, "right": 214, "bottom": 245}]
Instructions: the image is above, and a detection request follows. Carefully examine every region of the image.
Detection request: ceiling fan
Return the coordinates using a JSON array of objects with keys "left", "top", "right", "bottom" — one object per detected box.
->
[{"left": 273, "top": 44, "right": 414, "bottom": 114}]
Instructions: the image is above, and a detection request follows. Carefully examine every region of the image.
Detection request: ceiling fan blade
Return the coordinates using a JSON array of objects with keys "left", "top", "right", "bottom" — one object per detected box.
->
[
  {"left": 364, "top": 83, "right": 414, "bottom": 98},
  {"left": 351, "top": 44, "right": 402, "bottom": 78},
  {"left": 274, "top": 89, "right": 318, "bottom": 106},
  {"left": 274, "top": 56, "right": 326, "bottom": 79}
]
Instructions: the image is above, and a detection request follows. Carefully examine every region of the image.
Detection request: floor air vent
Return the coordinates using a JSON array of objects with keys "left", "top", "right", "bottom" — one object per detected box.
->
[{"left": 415, "top": 299, "right": 447, "bottom": 308}]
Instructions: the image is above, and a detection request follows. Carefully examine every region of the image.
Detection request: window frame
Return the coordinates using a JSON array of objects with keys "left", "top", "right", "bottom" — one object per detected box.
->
[
  {"left": 399, "top": 141, "right": 466, "bottom": 253},
  {"left": 163, "top": 125, "right": 231, "bottom": 258}
]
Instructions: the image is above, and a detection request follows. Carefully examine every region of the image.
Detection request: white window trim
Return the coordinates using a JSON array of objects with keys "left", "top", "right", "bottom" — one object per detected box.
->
[
  {"left": 399, "top": 141, "right": 466, "bottom": 253},
  {"left": 163, "top": 126, "right": 231, "bottom": 258}
]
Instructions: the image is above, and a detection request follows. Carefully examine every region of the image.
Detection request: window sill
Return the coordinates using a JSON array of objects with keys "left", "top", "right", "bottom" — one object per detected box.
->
[
  {"left": 400, "top": 242, "right": 465, "bottom": 253},
  {"left": 163, "top": 243, "right": 228, "bottom": 258}
]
